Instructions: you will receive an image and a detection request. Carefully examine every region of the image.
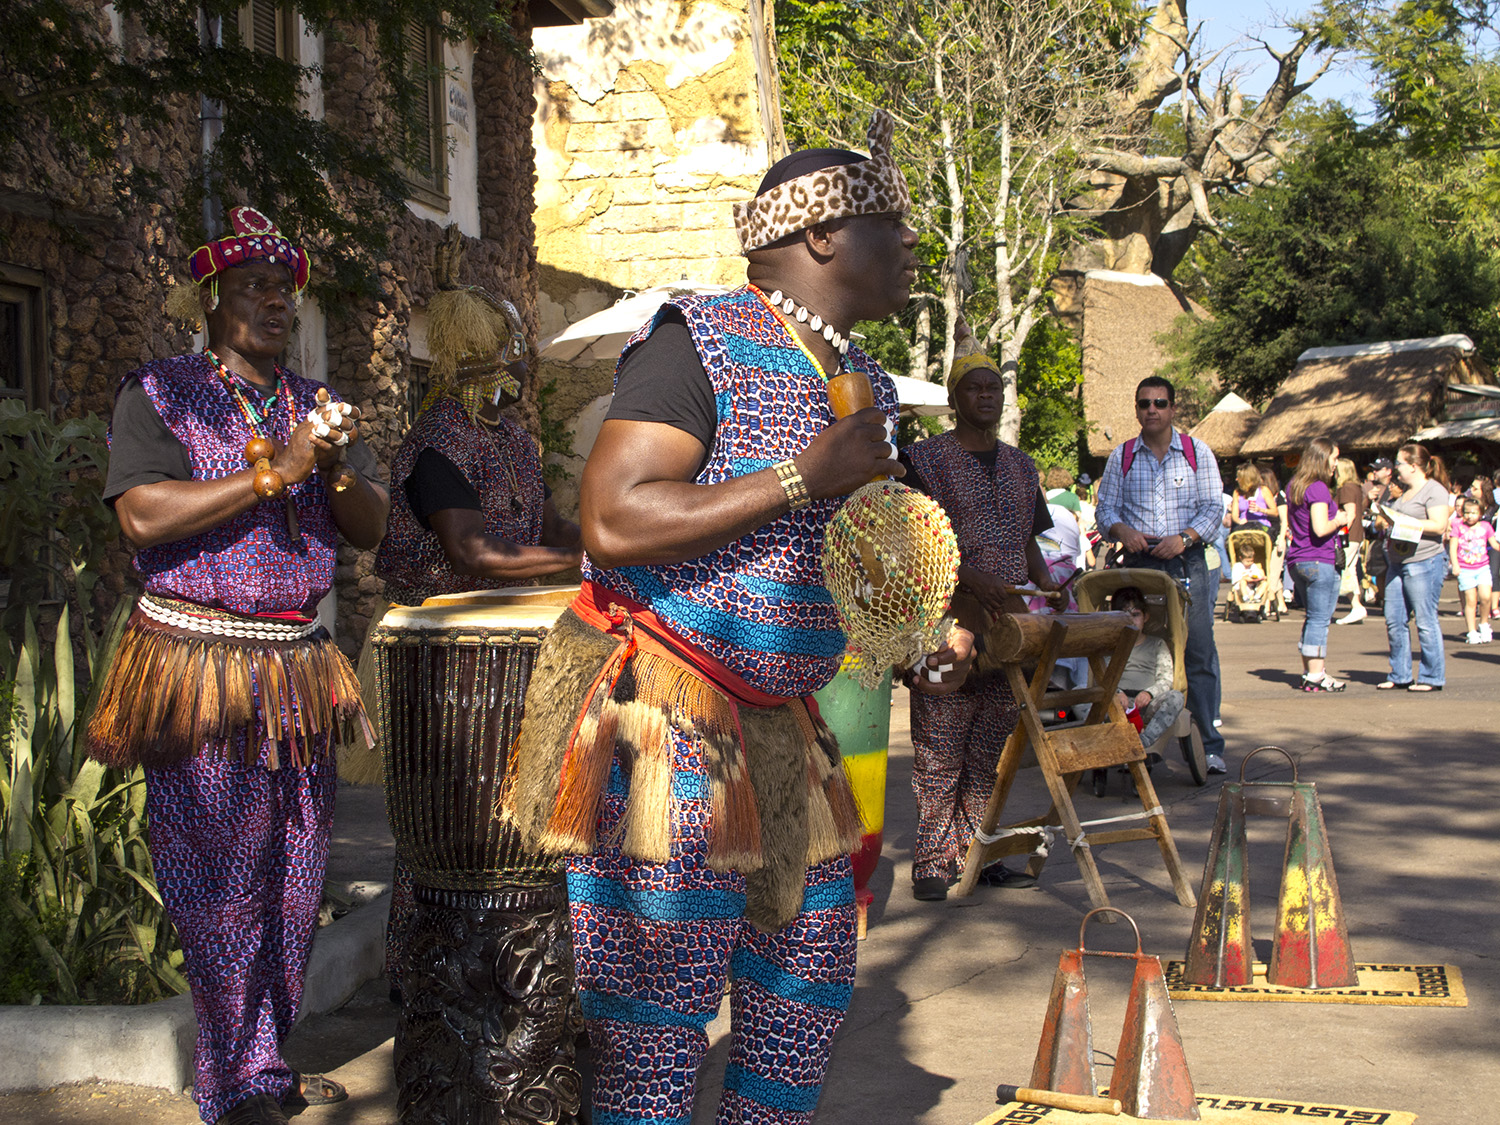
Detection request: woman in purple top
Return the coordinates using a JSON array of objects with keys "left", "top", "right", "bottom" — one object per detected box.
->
[{"left": 1286, "top": 437, "right": 1354, "bottom": 691}]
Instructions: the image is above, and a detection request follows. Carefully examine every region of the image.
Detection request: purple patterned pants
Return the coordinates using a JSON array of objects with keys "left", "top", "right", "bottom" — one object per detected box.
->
[
  {"left": 908, "top": 671, "right": 1018, "bottom": 880},
  {"left": 145, "top": 751, "right": 336, "bottom": 1124},
  {"left": 566, "top": 727, "right": 857, "bottom": 1125}
]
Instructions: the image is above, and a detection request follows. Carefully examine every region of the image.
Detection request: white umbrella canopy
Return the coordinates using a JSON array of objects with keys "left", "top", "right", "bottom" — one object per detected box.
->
[
  {"left": 538, "top": 283, "right": 732, "bottom": 363},
  {"left": 892, "top": 374, "right": 951, "bottom": 416}
]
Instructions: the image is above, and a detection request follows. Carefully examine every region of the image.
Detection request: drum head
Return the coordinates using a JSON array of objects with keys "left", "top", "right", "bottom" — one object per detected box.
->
[{"left": 378, "top": 585, "right": 579, "bottom": 634}]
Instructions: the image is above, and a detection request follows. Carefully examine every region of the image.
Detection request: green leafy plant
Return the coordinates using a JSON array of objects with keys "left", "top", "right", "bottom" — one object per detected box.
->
[
  {"left": 0, "top": 403, "right": 183, "bottom": 1004},
  {"left": 1, "top": 602, "right": 186, "bottom": 1004},
  {"left": 0, "top": 401, "right": 115, "bottom": 637}
]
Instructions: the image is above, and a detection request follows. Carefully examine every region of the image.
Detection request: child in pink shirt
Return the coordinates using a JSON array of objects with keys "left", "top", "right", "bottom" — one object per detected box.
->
[{"left": 1449, "top": 498, "right": 1500, "bottom": 643}]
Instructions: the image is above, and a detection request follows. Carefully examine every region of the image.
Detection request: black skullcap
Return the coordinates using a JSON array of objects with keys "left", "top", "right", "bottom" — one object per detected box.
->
[{"left": 755, "top": 148, "right": 866, "bottom": 196}]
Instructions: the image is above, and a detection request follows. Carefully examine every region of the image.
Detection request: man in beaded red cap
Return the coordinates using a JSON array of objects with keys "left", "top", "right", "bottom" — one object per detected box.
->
[
  {"left": 87, "top": 206, "right": 389, "bottom": 1125},
  {"left": 504, "top": 112, "right": 975, "bottom": 1123}
]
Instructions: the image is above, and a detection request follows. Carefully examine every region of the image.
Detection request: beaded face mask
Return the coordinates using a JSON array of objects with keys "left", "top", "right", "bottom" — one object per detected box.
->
[{"left": 821, "top": 480, "right": 961, "bottom": 688}]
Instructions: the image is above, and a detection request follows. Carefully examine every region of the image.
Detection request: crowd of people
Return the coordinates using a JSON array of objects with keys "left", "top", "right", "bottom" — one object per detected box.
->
[{"left": 1209, "top": 439, "right": 1500, "bottom": 694}]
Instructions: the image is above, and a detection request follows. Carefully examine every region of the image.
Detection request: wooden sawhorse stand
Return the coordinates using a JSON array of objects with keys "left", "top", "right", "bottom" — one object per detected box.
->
[{"left": 952, "top": 612, "right": 1196, "bottom": 910}]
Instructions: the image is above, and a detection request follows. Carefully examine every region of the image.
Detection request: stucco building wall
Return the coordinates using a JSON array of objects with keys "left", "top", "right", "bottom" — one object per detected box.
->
[{"left": 531, "top": 0, "right": 782, "bottom": 512}]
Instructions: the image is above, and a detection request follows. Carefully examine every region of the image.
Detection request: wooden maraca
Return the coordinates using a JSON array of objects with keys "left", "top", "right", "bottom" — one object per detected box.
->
[
  {"left": 246, "top": 435, "right": 285, "bottom": 499},
  {"left": 828, "top": 369, "right": 894, "bottom": 481}
]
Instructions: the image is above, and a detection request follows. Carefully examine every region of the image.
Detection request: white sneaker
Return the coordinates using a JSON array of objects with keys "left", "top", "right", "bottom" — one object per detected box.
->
[
  {"left": 1335, "top": 606, "right": 1367, "bottom": 625},
  {"left": 1465, "top": 630, "right": 1485, "bottom": 645},
  {"left": 1482, "top": 625, "right": 1494, "bottom": 643}
]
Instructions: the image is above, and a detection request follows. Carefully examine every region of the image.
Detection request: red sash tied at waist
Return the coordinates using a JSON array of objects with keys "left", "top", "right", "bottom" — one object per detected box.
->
[{"left": 570, "top": 579, "right": 822, "bottom": 718}]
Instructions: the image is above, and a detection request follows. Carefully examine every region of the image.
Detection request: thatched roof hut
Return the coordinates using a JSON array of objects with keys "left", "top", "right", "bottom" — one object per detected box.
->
[
  {"left": 1239, "top": 335, "right": 1495, "bottom": 461},
  {"left": 1079, "top": 271, "right": 1209, "bottom": 457},
  {"left": 1189, "top": 392, "right": 1260, "bottom": 458}
]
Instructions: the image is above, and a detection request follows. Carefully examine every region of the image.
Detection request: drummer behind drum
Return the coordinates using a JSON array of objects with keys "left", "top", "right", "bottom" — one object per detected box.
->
[{"left": 371, "top": 275, "right": 583, "bottom": 1124}]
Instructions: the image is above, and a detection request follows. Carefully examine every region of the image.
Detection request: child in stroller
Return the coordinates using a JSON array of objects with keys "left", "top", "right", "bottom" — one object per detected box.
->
[
  {"left": 1225, "top": 526, "right": 1282, "bottom": 621},
  {"left": 1230, "top": 539, "right": 1267, "bottom": 610}
]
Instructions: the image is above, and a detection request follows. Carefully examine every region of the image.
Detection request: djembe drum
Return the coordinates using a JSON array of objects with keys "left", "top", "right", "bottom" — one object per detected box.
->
[{"left": 371, "top": 586, "right": 582, "bottom": 1125}]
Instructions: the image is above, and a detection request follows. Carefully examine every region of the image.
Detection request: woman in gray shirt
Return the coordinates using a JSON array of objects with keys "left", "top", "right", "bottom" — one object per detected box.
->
[{"left": 1375, "top": 443, "right": 1452, "bottom": 691}]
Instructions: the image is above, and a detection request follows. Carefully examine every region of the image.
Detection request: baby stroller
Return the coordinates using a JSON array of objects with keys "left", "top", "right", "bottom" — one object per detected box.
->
[
  {"left": 1224, "top": 527, "right": 1284, "bottom": 622},
  {"left": 1073, "top": 568, "right": 1209, "bottom": 790}
]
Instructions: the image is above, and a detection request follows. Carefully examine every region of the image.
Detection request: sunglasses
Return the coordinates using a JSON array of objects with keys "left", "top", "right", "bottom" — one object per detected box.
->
[{"left": 1136, "top": 397, "right": 1171, "bottom": 410}]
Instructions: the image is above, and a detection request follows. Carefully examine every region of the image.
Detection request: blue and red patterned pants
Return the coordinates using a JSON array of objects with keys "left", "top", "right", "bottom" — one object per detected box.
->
[
  {"left": 566, "top": 729, "right": 857, "bottom": 1125},
  {"left": 145, "top": 751, "right": 336, "bottom": 1124},
  {"left": 908, "top": 671, "right": 1018, "bottom": 881}
]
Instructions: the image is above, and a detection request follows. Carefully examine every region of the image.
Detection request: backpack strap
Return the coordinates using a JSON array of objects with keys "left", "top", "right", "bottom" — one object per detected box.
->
[{"left": 1122, "top": 431, "right": 1198, "bottom": 476}]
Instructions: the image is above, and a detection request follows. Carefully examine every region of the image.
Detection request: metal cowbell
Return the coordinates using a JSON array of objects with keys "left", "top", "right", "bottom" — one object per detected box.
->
[
  {"left": 1182, "top": 784, "right": 1252, "bottom": 987},
  {"left": 1111, "top": 949, "right": 1200, "bottom": 1120},
  {"left": 1028, "top": 947, "right": 1094, "bottom": 1097},
  {"left": 1268, "top": 780, "right": 1357, "bottom": 988}
]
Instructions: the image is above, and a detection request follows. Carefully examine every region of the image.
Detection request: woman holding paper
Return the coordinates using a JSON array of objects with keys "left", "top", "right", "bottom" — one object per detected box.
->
[{"left": 1375, "top": 443, "right": 1452, "bottom": 691}]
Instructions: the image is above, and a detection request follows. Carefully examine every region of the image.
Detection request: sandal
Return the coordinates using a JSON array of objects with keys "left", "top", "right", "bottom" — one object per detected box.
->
[
  {"left": 1407, "top": 683, "right": 1443, "bottom": 693},
  {"left": 1300, "top": 673, "right": 1345, "bottom": 692},
  {"left": 1376, "top": 681, "right": 1413, "bottom": 691},
  {"left": 285, "top": 1073, "right": 348, "bottom": 1108}
]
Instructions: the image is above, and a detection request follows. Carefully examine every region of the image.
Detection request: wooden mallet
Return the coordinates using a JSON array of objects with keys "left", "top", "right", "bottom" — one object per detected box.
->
[{"left": 990, "top": 1083, "right": 1123, "bottom": 1117}]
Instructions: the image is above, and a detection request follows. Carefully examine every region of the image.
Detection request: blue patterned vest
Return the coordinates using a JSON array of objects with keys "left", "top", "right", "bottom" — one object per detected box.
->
[
  {"left": 122, "top": 353, "right": 340, "bottom": 616},
  {"left": 375, "top": 397, "right": 547, "bottom": 603},
  {"left": 582, "top": 287, "right": 900, "bottom": 697},
  {"left": 905, "top": 431, "right": 1039, "bottom": 584}
]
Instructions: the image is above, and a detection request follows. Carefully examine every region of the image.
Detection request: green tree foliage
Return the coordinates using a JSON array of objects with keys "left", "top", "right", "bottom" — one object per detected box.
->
[
  {"left": 0, "top": 0, "right": 526, "bottom": 299},
  {"left": 776, "top": 0, "right": 1140, "bottom": 443},
  {"left": 1167, "top": 119, "right": 1500, "bottom": 403},
  {"left": 1016, "top": 317, "right": 1086, "bottom": 474}
]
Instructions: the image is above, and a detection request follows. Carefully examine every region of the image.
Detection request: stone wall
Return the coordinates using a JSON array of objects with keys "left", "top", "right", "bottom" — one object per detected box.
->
[
  {"left": 531, "top": 0, "right": 781, "bottom": 513},
  {"left": 1, "top": 7, "right": 541, "bottom": 655},
  {"left": 296, "top": 17, "right": 542, "bottom": 650}
]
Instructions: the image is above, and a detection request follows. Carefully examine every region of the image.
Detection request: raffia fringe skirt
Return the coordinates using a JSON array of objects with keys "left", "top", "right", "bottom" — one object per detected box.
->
[{"left": 86, "top": 601, "right": 372, "bottom": 771}]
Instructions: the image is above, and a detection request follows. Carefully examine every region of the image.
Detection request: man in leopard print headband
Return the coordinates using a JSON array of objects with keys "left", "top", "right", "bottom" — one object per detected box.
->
[
  {"left": 734, "top": 109, "right": 913, "bottom": 252},
  {"left": 504, "top": 107, "right": 977, "bottom": 1124}
]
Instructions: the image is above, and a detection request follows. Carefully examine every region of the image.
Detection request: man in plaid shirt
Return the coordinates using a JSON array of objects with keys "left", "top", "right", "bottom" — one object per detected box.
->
[{"left": 1095, "top": 376, "right": 1228, "bottom": 774}]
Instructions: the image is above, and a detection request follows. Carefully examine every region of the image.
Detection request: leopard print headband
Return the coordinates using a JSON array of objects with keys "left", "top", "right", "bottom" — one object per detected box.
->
[{"left": 733, "top": 110, "right": 912, "bottom": 254}]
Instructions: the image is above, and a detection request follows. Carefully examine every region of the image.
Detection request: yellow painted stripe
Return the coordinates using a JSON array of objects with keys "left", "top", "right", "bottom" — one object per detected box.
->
[{"left": 842, "top": 749, "right": 888, "bottom": 835}]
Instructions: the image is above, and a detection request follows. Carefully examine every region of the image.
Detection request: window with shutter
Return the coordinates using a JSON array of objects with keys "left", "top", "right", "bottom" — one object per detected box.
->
[
  {"left": 401, "top": 21, "right": 448, "bottom": 208},
  {"left": 238, "top": 1, "right": 296, "bottom": 62}
]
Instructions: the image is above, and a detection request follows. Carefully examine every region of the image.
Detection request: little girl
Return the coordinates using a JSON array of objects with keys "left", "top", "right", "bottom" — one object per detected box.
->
[
  {"left": 1230, "top": 541, "right": 1266, "bottom": 606},
  {"left": 1448, "top": 498, "right": 1500, "bottom": 644}
]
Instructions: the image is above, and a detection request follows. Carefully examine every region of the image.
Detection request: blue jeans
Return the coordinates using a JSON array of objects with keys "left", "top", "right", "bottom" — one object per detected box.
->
[
  {"left": 1124, "top": 546, "right": 1225, "bottom": 758},
  {"left": 1385, "top": 550, "right": 1447, "bottom": 686},
  {"left": 1290, "top": 560, "right": 1340, "bottom": 659}
]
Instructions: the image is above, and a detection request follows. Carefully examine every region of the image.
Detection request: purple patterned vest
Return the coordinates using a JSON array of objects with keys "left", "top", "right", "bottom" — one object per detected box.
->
[
  {"left": 121, "top": 353, "right": 340, "bottom": 616},
  {"left": 582, "top": 287, "right": 900, "bottom": 697},
  {"left": 905, "top": 431, "right": 1038, "bottom": 583},
  {"left": 375, "top": 397, "right": 547, "bottom": 603}
]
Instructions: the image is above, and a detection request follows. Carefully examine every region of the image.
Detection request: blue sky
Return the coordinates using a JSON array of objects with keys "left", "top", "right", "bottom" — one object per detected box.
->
[{"left": 1185, "top": 0, "right": 1376, "bottom": 114}]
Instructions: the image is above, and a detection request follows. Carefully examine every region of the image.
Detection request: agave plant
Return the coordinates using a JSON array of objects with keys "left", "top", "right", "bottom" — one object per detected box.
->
[{"left": 0, "top": 405, "right": 185, "bottom": 1004}]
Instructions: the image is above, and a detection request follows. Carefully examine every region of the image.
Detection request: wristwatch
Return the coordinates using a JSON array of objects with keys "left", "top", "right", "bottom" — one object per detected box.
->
[{"left": 1181, "top": 528, "right": 1199, "bottom": 545}]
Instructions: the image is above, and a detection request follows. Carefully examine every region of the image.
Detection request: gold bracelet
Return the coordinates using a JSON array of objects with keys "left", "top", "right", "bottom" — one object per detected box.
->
[{"left": 773, "top": 459, "right": 811, "bottom": 510}]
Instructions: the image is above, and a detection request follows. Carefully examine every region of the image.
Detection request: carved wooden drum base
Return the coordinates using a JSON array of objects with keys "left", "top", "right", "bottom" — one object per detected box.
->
[{"left": 394, "top": 882, "right": 582, "bottom": 1125}]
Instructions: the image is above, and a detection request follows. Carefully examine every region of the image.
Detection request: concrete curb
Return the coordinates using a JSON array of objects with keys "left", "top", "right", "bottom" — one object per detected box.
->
[{"left": 0, "top": 892, "right": 391, "bottom": 1094}]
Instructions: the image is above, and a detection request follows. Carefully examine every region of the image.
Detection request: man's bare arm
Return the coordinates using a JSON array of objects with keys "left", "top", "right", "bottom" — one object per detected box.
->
[{"left": 581, "top": 409, "right": 900, "bottom": 569}]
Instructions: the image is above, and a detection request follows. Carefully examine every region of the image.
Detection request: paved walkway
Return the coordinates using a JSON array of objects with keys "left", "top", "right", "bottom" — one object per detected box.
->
[{"left": 3, "top": 587, "right": 1495, "bottom": 1124}]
